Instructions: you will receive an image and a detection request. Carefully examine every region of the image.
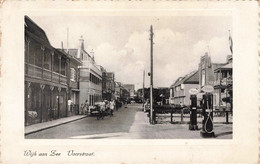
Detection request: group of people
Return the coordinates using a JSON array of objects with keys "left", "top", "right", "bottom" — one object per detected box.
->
[{"left": 80, "top": 99, "right": 117, "bottom": 117}]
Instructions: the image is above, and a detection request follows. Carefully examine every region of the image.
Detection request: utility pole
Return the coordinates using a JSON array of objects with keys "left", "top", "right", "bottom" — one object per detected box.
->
[
  {"left": 67, "top": 27, "right": 69, "bottom": 53},
  {"left": 143, "top": 70, "right": 145, "bottom": 108},
  {"left": 150, "top": 25, "right": 154, "bottom": 124}
]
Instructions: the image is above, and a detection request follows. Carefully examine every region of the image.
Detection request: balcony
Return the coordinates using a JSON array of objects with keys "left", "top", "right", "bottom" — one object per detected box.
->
[
  {"left": 214, "top": 78, "right": 232, "bottom": 86},
  {"left": 26, "top": 63, "right": 42, "bottom": 79},
  {"left": 43, "top": 68, "right": 52, "bottom": 81},
  {"left": 25, "top": 63, "right": 68, "bottom": 86}
]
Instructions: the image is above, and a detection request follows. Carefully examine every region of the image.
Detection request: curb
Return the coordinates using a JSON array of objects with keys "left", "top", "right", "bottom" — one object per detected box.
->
[{"left": 25, "top": 115, "right": 88, "bottom": 136}]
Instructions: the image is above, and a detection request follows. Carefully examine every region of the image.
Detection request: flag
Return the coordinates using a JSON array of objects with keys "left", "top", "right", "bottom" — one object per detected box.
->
[{"left": 229, "top": 32, "right": 233, "bottom": 54}]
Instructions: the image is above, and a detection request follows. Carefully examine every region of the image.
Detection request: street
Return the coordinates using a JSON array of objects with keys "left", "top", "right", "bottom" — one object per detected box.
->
[{"left": 26, "top": 104, "right": 232, "bottom": 139}]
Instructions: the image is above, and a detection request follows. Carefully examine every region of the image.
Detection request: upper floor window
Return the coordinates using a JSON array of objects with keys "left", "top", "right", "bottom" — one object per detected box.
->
[
  {"left": 201, "top": 70, "right": 206, "bottom": 86},
  {"left": 70, "top": 68, "right": 76, "bottom": 81}
]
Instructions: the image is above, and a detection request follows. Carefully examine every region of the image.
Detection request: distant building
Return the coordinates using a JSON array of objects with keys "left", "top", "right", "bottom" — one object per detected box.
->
[
  {"left": 115, "top": 82, "right": 123, "bottom": 100},
  {"left": 123, "top": 84, "right": 135, "bottom": 98},
  {"left": 106, "top": 72, "right": 116, "bottom": 100},
  {"left": 68, "top": 36, "right": 102, "bottom": 106},
  {"left": 99, "top": 66, "right": 108, "bottom": 100},
  {"left": 169, "top": 71, "right": 199, "bottom": 106}
]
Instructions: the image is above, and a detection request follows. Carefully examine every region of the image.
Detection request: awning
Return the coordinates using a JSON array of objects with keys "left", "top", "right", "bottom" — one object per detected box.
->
[{"left": 72, "top": 89, "right": 80, "bottom": 92}]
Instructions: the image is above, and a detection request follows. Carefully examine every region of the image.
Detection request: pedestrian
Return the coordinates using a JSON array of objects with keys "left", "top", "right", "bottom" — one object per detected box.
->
[
  {"left": 80, "top": 104, "right": 84, "bottom": 115},
  {"left": 115, "top": 99, "right": 119, "bottom": 111},
  {"left": 180, "top": 102, "right": 183, "bottom": 108},
  {"left": 68, "top": 99, "right": 73, "bottom": 113},
  {"left": 110, "top": 100, "right": 115, "bottom": 116},
  {"left": 99, "top": 101, "right": 106, "bottom": 119},
  {"left": 84, "top": 100, "right": 89, "bottom": 115}
]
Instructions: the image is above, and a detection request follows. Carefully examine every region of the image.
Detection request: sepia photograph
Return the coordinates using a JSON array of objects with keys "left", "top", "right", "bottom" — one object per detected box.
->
[
  {"left": 24, "top": 15, "right": 233, "bottom": 139},
  {"left": 0, "top": 1, "right": 258, "bottom": 163}
]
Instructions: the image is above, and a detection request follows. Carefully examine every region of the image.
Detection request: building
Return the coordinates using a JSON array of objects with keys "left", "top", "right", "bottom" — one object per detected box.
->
[
  {"left": 68, "top": 36, "right": 102, "bottom": 106},
  {"left": 106, "top": 72, "right": 116, "bottom": 100},
  {"left": 213, "top": 55, "right": 233, "bottom": 111},
  {"left": 99, "top": 66, "right": 108, "bottom": 100},
  {"left": 123, "top": 84, "right": 135, "bottom": 98},
  {"left": 198, "top": 53, "right": 232, "bottom": 110},
  {"left": 115, "top": 81, "right": 123, "bottom": 100},
  {"left": 59, "top": 48, "right": 82, "bottom": 116},
  {"left": 121, "top": 87, "right": 130, "bottom": 102},
  {"left": 169, "top": 71, "right": 199, "bottom": 106},
  {"left": 24, "top": 16, "right": 70, "bottom": 126},
  {"left": 198, "top": 53, "right": 225, "bottom": 90}
]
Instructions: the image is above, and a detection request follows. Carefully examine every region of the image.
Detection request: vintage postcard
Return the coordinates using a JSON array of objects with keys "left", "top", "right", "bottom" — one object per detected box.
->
[{"left": 0, "top": 1, "right": 258, "bottom": 163}]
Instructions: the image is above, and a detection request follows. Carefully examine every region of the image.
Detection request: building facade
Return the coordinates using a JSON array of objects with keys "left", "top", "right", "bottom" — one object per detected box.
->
[
  {"left": 169, "top": 71, "right": 199, "bottom": 106},
  {"left": 123, "top": 84, "right": 135, "bottom": 98},
  {"left": 213, "top": 55, "right": 233, "bottom": 111},
  {"left": 198, "top": 53, "right": 232, "bottom": 110},
  {"left": 62, "top": 49, "right": 82, "bottom": 116},
  {"left": 115, "top": 81, "right": 123, "bottom": 100},
  {"left": 25, "top": 16, "right": 70, "bottom": 126},
  {"left": 68, "top": 36, "right": 102, "bottom": 106},
  {"left": 106, "top": 72, "right": 116, "bottom": 100}
]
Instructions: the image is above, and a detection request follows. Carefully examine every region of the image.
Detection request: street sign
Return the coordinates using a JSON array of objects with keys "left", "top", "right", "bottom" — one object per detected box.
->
[
  {"left": 201, "top": 85, "right": 214, "bottom": 93},
  {"left": 189, "top": 88, "right": 199, "bottom": 95}
]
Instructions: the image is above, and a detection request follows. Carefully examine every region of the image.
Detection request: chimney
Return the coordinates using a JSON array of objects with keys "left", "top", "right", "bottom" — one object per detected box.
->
[
  {"left": 90, "top": 49, "right": 95, "bottom": 61},
  {"left": 77, "top": 35, "right": 84, "bottom": 59},
  {"left": 79, "top": 35, "right": 84, "bottom": 50},
  {"left": 61, "top": 41, "right": 64, "bottom": 50}
]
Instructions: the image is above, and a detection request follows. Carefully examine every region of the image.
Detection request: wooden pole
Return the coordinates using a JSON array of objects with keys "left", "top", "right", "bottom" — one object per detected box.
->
[
  {"left": 142, "top": 70, "right": 145, "bottom": 108},
  {"left": 150, "top": 25, "right": 154, "bottom": 124}
]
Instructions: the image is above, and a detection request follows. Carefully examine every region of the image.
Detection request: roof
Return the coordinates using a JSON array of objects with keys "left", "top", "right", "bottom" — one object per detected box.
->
[
  {"left": 58, "top": 49, "right": 82, "bottom": 64},
  {"left": 25, "top": 16, "right": 50, "bottom": 44},
  {"left": 215, "top": 62, "right": 232, "bottom": 72},
  {"left": 67, "top": 49, "right": 78, "bottom": 58},
  {"left": 170, "top": 71, "right": 199, "bottom": 88},
  {"left": 170, "top": 77, "right": 182, "bottom": 88}
]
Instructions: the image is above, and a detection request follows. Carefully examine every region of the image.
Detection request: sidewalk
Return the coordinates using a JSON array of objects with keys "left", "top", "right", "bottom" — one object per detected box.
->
[
  {"left": 117, "top": 110, "right": 232, "bottom": 139},
  {"left": 25, "top": 115, "right": 88, "bottom": 135}
]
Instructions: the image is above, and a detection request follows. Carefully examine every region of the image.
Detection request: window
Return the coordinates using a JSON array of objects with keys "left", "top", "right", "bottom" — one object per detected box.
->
[
  {"left": 90, "top": 73, "right": 92, "bottom": 82},
  {"left": 43, "top": 50, "right": 51, "bottom": 70},
  {"left": 201, "top": 70, "right": 206, "bottom": 86},
  {"left": 61, "top": 58, "right": 66, "bottom": 75},
  {"left": 70, "top": 68, "right": 76, "bottom": 81}
]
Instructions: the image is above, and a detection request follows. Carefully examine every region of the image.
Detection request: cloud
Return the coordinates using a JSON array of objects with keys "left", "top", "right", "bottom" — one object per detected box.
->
[
  {"left": 29, "top": 16, "right": 231, "bottom": 90},
  {"left": 93, "top": 28, "right": 230, "bottom": 89}
]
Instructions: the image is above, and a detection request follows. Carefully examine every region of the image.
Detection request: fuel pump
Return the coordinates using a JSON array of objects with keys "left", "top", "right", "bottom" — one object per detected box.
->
[
  {"left": 189, "top": 95, "right": 198, "bottom": 130},
  {"left": 200, "top": 93, "right": 215, "bottom": 137}
]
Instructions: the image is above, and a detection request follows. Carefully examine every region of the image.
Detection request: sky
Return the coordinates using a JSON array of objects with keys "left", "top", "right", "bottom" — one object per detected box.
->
[{"left": 30, "top": 16, "right": 232, "bottom": 90}]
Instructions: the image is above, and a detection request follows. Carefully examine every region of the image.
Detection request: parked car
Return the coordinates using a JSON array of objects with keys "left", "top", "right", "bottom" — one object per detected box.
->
[{"left": 90, "top": 102, "right": 104, "bottom": 116}]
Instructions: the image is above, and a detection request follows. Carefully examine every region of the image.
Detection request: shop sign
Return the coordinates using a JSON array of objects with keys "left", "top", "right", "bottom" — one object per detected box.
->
[
  {"left": 189, "top": 88, "right": 199, "bottom": 95},
  {"left": 202, "top": 85, "right": 214, "bottom": 93}
]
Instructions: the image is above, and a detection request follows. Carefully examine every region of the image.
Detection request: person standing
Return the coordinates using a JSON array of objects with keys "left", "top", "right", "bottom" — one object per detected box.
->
[
  {"left": 115, "top": 99, "right": 119, "bottom": 111},
  {"left": 110, "top": 100, "right": 115, "bottom": 116},
  {"left": 84, "top": 100, "right": 89, "bottom": 115}
]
